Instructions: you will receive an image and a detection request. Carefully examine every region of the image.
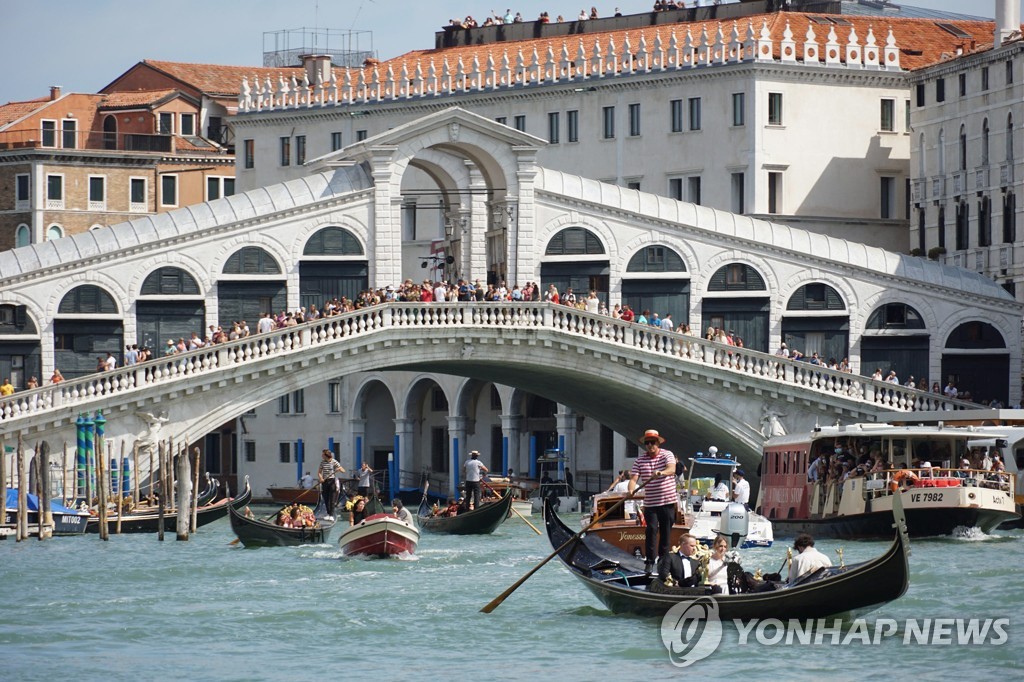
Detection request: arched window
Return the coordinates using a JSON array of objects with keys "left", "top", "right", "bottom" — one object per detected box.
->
[
  {"left": 47, "top": 225, "right": 63, "bottom": 240},
  {"left": 945, "top": 321, "right": 1005, "bottom": 349},
  {"left": 58, "top": 285, "right": 118, "bottom": 314},
  {"left": 15, "top": 224, "right": 30, "bottom": 248},
  {"left": 545, "top": 227, "right": 605, "bottom": 255},
  {"left": 786, "top": 283, "right": 845, "bottom": 311},
  {"left": 222, "top": 246, "right": 282, "bottom": 274},
  {"left": 707, "top": 264, "right": 767, "bottom": 291},
  {"left": 959, "top": 124, "right": 967, "bottom": 171},
  {"left": 141, "top": 267, "right": 201, "bottom": 296},
  {"left": 918, "top": 132, "right": 926, "bottom": 176},
  {"left": 302, "top": 226, "right": 364, "bottom": 255},
  {"left": 1007, "top": 113, "right": 1014, "bottom": 162},
  {"left": 938, "top": 128, "right": 946, "bottom": 173},
  {"left": 626, "top": 246, "right": 686, "bottom": 273},
  {"left": 982, "top": 118, "right": 990, "bottom": 166},
  {"left": 865, "top": 303, "right": 925, "bottom": 330},
  {"left": 103, "top": 115, "right": 117, "bottom": 150}
]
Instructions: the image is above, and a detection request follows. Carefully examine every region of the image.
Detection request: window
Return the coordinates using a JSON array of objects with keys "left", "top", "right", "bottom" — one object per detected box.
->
[
  {"left": 160, "top": 174, "right": 177, "bottom": 207},
  {"left": 244, "top": 139, "right": 254, "bottom": 169},
  {"left": 979, "top": 195, "right": 991, "bottom": 247},
  {"left": 668, "top": 177, "right": 683, "bottom": 200},
  {"left": 670, "top": 99, "right": 683, "bottom": 132},
  {"left": 768, "top": 92, "right": 783, "bottom": 125},
  {"left": 1003, "top": 192, "right": 1016, "bottom": 243},
  {"left": 628, "top": 103, "right": 641, "bottom": 136},
  {"left": 626, "top": 180, "right": 641, "bottom": 191},
  {"left": 905, "top": 99, "right": 911, "bottom": 132},
  {"left": 158, "top": 112, "right": 173, "bottom": 134},
  {"left": 129, "top": 177, "right": 147, "bottom": 210},
  {"left": 567, "top": 109, "right": 579, "bottom": 142},
  {"left": 982, "top": 118, "right": 990, "bottom": 166},
  {"left": 328, "top": 382, "right": 342, "bottom": 413},
  {"left": 88, "top": 176, "right": 105, "bottom": 209},
  {"left": 296, "top": 135, "right": 306, "bottom": 164},
  {"left": 15, "top": 174, "right": 29, "bottom": 206},
  {"left": 331, "top": 131, "right": 343, "bottom": 151},
  {"left": 917, "top": 208, "right": 926, "bottom": 253},
  {"left": 602, "top": 106, "right": 615, "bottom": 139},
  {"left": 356, "top": 129, "right": 368, "bottom": 141},
  {"left": 936, "top": 78, "right": 945, "bottom": 103},
  {"left": 41, "top": 120, "right": 56, "bottom": 147},
  {"left": 547, "top": 112, "right": 560, "bottom": 143},
  {"left": 955, "top": 199, "right": 970, "bottom": 250},
  {"left": 687, "top": 98, "right": 701, "bottom": 131},
  {"left": 731, "top": 172, "right": 745, "bottom": 213},
  {"left": 880, "top": 176, "right": 895, "bottom": 219},
  {"left": 938, "top": 205, "right": 946, "bottom": 249},
  {"left": 244, "top": 441, "right": 256, "bottom": 463},
  {"left": 15, "top": 224, "right": 29, "bottom": 248},
  {"left": 687, "top": 176, "right": 701, "bottom": 205},
  {"left": 495, "top": 116, "right": 507, "bottom": 125},
  {"left": 180, "top": 113, "right": 195, "bottom": 136},
  {"left": 46, "top": 174, "right": 63, "bottom": 206},
  {"left": 280, "top": 136, "right": 291, "bottom": 166},
  {"left": 880, "top": 99, "right": 895, "bottom": 132},
  {"left": 982, "top": 66, "right": 990, "bottom": 91},
  {"left": 47, "top": 225, "right": 63, "bottom": 240},
  {"left": 62, "top": 119, "right": 77, "bottom": 149},
  {"left": 959, "top": 124, "right": 967, "bottom": 171},
  {"left": 513, "top": 115, "right": 526, "bottom": 132},
  {"left": 958, "top": 73, "right": 966, "bottom": 97},
  {"left": 206, "top": 176, "right": 235, "bottom": 201},
  {"left": 279, "top": 442, "right": 291, "bottom": 463},
  {"left": 768, "top": 171, "right": 782, "bottom": 214},
  {"left": 915, "top": 83, "right": 925, "bottom": 107},
  {"left": 1007, "top": 59, "right": 1014, "bottom": 85},
  {"left": 732, "top": 92, "right": 745, "bottom": 126},
  {"left": 1007, "top": 113, "right": 1015, "bottom": 162}
]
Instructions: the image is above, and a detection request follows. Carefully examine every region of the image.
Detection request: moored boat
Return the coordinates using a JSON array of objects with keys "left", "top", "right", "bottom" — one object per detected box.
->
[
  {"left": 544, "top": 495, "right": 911, "bottom": 619},
  {"left": 4, "top": 489, "right": 91, "bottom": 536},
  {"left": 85, "top": 477, "right": 250, "bottom": 534},
  {"left": 267, "top": 485, "right": 319, "bottom": 506},
  {"left": 338, "top": 511, "right": 419, "bottom": 557},
  {"left": 759, "top": 423, "right": 1020, "bottom": 538},
  {"left": 483, "top": 477, "right": 534, "bottom": 516},
  {"left": 417, "top": 488, "right": 514, "bottom": 535}
]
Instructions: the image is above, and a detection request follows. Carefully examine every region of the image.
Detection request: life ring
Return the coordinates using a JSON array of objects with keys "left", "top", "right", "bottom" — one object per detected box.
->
[{"left": 888, "top": 469, "right": 918, "bottom": 493}]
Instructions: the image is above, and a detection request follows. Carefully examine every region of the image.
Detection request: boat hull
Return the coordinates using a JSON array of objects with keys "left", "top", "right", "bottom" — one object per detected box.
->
[
  {"left": 3, "top": 509, "right": 90, "bottom": 536},
  {"left": 339, "top": 513, "right": 419, "bottom": 557},
  {"left": 418, "top": 489, "right": 513, "bottom": 535},
  {"left": 85, "top": 484, "right": 251, "bottom": 534},
  {"left": 771, "top": 505, "right": 1018, "bottom": 539},
  {"left": 229, "top": 503, "right": 334, "bottom": 548},
  {"left": 267, "top": 486, "right": 319, "bottom": 505}
]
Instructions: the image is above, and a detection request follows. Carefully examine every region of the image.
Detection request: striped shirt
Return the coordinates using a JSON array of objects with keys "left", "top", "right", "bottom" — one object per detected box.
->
[
  {"left": 631, "top": 449, "right": 676, "bottom": 507},
  {"left": 319, "top": 458, "right": 342, "bottom": 481}
]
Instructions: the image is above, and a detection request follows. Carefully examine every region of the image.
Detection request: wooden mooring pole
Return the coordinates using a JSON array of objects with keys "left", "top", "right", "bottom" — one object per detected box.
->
[
  {"left": 190, "top": 445, "right": 200, "bottom": 533},
  {"left": 176, "top": 446, "right": 191, "bottom": 541},
  {"left": 157, "top": 440, "right": 166, "bottom": 542},
  {"left": 16, "top": 435, "right": 26, "bottom": 541}
]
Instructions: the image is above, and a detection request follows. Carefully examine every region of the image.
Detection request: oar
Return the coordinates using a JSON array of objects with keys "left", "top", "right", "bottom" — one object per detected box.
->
[
  {"left": 228, "top": 485, "right": 317, "bottom": 545},
  {"left": 480, "top": 476, "right": 654, "bottom": 613},
  {"left": 482, "top": 479, "right": 541, "bottom": 535}
]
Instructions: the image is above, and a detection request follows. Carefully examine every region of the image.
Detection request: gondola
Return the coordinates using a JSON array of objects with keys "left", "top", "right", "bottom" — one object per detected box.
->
[
  {"left": 229, "top": 485, "right": 336, "bottom": 548},
  {"left": 417, "top": 488, "right": 514, "bottom": 535},
  {"left": 85, "top": 477, "right": 250, "bottom": 534},
  {"left": 544, "top": 493, "right": 910, "bottom": 620},
  {"left": 267, "top": 485, "right": 319, "bottom": 506}
]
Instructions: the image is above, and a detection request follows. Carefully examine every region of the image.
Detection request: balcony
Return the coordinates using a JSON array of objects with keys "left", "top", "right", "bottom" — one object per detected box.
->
[
  {"left": 975, "top": 166, "right": 989, "bottom": 191},
  {"left": 87, "top": 200, "right": 106, "bottom": 212},
  {"left": 1000, "top": 162, "right": 1014, "bottom": 187},
  {"left": 972, "top": 249, "right": 988, "bottom": 271},
  {"left": 911, "top": 178, "right": 926, "bottom": 203},
  {"left": 124, "top": 134, "right": 172, "bottom": 153},
  {"left": 931, "top": 175, "right": 946, "bottom": 198},
  {"left": 952, "top": 170, "right": 967, "bottom": 196}
]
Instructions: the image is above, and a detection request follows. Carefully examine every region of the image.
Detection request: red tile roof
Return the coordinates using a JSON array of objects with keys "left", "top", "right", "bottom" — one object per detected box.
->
[
  {"left": 0, "top": 97, "right": 51, "bottom": 130},
  {"left": 100, "top": 89, "right": 181, "bottom": 109},
  {"left": 136, "top": 60, "right": 309, "bottom": 96}
]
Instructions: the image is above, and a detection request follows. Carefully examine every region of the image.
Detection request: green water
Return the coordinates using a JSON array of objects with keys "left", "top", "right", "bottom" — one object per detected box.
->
[{"left": 1, "top": 513, "right": 1020, "bottom": 680}]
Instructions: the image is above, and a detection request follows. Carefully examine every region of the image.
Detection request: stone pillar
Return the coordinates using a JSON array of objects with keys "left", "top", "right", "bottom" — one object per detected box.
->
[
  {"left": 511, "top": 146, "right": 539, "bottom": 286},
  {"left": 446, "top": 415, "right": 468, "bottom": 499},
  {"left": 367, "top": 145, "right": 401, "bottom": 286},
  {"left": 349, "top": 418, "right": 366, "bottom": 469},
  {"left": 500, "top": 413, "right": 523, "bottom": 477},
  {"left": 555, "top": 406, "right": 578, "bottom": 486},
  {"left": 393, "top": 417, "right": 416, "bottom": 490},
  {"left": 466, "top": 162, "right": 488, "bottom": 284}
]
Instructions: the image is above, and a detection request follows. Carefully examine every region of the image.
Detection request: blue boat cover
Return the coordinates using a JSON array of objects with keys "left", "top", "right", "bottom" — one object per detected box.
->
[{"left": 5, "top": 488, "right": 83, "bottom": 515}]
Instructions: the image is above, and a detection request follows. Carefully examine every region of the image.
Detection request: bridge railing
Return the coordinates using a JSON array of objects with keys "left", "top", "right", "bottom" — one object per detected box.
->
[{"left": 0, "top": 301, "right": 975, "bottom": 427}]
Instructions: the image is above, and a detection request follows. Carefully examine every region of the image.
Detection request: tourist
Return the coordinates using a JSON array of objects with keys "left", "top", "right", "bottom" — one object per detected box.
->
[
  {"left": 0, "top": 377, "right": 14, "bottom": 396},
  {"left": 49, "top": 369, "right": 64, "bottom": 384},
  {"left": 732, "top": 469, "right": 750, "bottom": 510},
  {"left": 789, "top": 533, "right": 832, "bottom": 583},
  {"left": 347, "top": 496, "right": 368, "bottom": 524},
  {"left": 356, "top": 461, "right": 374, "bottom": 497},
  {"left": 318, "top": 449, "right": 346, "bottom": 521},
  {"left": 300, "top": 471, "right": 315, "bottom": 489},
  {"left": 392, "top": 499, "right": 413, "bottom": 524},
  {"left": 662, "top": 533, "right": 701, "bottom": 587},
  {"left": 944, "top": 381, "right": 958, "bottom": 398},
  {"left": 706, "top": 536, "right": 731, "bottom": 592},
  {"left": 464, "top": 450, "right": 488, "bottom": 510},
  {"left": 25, "top": 375, "right": 39, "bottom": 390},
  {"left": 629, "top": 428, "right": 677, "bottom": 577},
  {"left": 711, "top": 474, "right": 729, "bottom": 501}
]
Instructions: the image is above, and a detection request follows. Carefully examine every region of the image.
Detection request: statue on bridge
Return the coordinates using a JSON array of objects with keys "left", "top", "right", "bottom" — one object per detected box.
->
[
  {"left": 760, "top": 405, "right": 787, "bottom": 439},
  {"left": 136, "top": 410, "right": 170, "bottom": 454}
]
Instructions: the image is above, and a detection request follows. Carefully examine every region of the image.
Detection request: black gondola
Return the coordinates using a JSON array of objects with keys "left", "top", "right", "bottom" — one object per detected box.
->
[
  {"left": 229, "top": 482, "right": 336, "bottom": 548},
  {"left": 417, "top": 488, "right": 514, "bottom": 535},
  {"left": 85, "top": 477, "right": 250, "bottom": 534},
  {"left": 543, "top": 494, "right": 911, "bottom": 619}
]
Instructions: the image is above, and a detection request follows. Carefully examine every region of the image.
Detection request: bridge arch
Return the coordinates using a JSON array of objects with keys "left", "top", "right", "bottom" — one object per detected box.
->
[
  {"left": 940, "top": 319, "right": 1011, "bottom": 403},
  {"left": 697, "top": 258, "right": 774, "bottom": 352},
  {"left": 53, "top": 283, "right": 123, "bottom": 379},
  {"left": 858, "top": 296, "right": 934, "bottom": 383},
  {"left": 779, "top": 279, "right": 853, "bottom": 364}
]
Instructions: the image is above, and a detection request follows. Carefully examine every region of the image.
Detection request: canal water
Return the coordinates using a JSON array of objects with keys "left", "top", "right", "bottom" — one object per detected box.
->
[{"left": 1, "top": 512, "right": 1020, "bottom": 680}]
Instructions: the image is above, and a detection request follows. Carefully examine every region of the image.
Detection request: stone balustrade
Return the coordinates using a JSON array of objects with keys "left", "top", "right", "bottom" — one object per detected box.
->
[
  {"left": 237, "top": 21, "right": 902, "bottom": 113},
  {"left": 0, "top": 302, "right": 973, "bottom": 431}
]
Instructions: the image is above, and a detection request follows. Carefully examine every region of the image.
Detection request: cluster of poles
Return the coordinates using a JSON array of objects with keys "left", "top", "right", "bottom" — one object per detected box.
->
[{"left": 3, "top": 411, "right": 201, "bottom": 543}]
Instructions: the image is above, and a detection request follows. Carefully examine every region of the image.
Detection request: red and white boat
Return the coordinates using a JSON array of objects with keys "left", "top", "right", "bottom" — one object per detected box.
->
[{"left": 338, "top": 512, "right": 419, "bottom": 558}]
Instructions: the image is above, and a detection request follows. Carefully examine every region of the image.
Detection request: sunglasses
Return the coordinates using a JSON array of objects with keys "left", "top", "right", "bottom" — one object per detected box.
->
[{"left": 644, "top": 440, "right": 659, "bottom": 446}]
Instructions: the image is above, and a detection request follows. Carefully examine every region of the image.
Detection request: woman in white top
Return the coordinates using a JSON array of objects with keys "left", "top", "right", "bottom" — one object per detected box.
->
[{"left": 706, "top": 536, "right": 731, "bottom": 592}]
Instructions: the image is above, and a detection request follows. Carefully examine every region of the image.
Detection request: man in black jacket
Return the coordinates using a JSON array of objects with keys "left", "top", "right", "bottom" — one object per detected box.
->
[{"left": 660, "top": 533, "right": 702, "bottom": 587}]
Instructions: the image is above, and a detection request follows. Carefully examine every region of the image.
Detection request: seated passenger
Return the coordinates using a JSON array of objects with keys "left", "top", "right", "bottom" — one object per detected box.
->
[
  {"left": 442, "top": 497, "right": 460, "bottom": 517},
  {"left": 788, "top": 533, "right": 832, "bottom": 584},
  {"left": 706, "top": 536, "right": 732, "bottom": 593},
  {"left": 659, "top": 533, "right": 704, "bottom": 588}
]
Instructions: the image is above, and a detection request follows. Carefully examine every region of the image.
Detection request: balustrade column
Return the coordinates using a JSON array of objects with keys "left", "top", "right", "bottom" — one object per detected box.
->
[{"left": 446, "top": 415, "right": 468, "bottom": 499}]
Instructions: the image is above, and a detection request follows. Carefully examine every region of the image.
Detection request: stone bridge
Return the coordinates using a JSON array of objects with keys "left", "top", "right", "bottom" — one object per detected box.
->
[{"left": 0, "top": 301, "right": 969, "bottom": 473}]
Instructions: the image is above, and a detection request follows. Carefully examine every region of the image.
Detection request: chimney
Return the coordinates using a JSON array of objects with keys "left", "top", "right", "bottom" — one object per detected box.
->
[
  {"left": 49, "top": 86, "right": 62, "bottom": 101},
  {"left": 995, "top": 0, "right": 1020, "bottom": 48},
  {"left": 301, "top": 54, "right": 332, "bottom": 86}
]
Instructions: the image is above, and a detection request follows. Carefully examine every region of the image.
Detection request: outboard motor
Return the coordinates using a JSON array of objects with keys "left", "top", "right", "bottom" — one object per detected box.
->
[{"left": 720, "top": 501, "right": 750, "bottom": 548}]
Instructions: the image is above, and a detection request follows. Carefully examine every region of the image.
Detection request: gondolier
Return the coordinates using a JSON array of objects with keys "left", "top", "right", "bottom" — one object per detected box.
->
[
  {"left": 629, "top": 429, "right": 676, "bottom": 578},
  {"left": 318, "top": 450, "right": 346, "bottom": 521},
  {"left": 464, "top": 451, "right": 488, "bottom": 510}
]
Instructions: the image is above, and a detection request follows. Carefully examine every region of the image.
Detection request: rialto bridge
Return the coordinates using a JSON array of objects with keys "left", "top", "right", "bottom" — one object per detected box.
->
[{"left": 0, "top": 108, "right": 1018, "bottom": 496}]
